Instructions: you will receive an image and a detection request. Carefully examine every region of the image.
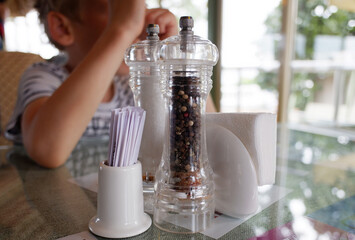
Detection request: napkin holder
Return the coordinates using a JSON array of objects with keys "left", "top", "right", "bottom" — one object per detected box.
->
[
  {"left": 89, "top": 161, "right": 151, "bottom": 238},
  {"left": 206, "top": 113, "right": 276, "bottom": 218}
]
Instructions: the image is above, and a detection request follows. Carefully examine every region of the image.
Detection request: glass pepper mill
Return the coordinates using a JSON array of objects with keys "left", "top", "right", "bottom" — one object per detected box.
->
[
  {"left": 154, "top": 16, "right": 219, "bottom": 233},
  {"left": 125, "top": 24, "right": 165, "bottom": 193}
]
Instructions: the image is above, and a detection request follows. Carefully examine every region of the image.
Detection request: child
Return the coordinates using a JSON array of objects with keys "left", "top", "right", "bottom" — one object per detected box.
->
[
  {"left": 6, "top": 0, "right": 216, "bottom": 169},
  {"left": 5, "top": 0, "right": 178, "bottom": 168}
]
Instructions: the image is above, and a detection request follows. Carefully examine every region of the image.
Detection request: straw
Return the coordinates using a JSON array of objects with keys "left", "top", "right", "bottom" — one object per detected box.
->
[{"left": 107, "top": 107, "right": 146, "bottom": 167}]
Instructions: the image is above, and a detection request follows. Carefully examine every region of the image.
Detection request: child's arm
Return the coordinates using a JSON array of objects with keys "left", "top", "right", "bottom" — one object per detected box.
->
[{"left": 21, "top": 0, "right": 146, "bottom": 168}]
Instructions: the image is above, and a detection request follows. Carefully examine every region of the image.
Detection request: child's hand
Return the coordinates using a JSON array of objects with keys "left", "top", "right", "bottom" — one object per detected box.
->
[
  {"left": 108, "top": 0, "right": 146, "bottom": 39},
  {"left": 142, "top": 8, "right": 178, "bottom": 40}
]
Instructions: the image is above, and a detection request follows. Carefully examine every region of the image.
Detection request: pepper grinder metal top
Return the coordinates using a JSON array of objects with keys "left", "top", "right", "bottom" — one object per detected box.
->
[
  {"left": 146, "top": 24, "right": 159, "bottom": 41},
  {"left": 179, "top": 16, "right": 193, "bottom": 52},
  {"left": 179, "top": 16, "right": 193, "bottom": 35}
]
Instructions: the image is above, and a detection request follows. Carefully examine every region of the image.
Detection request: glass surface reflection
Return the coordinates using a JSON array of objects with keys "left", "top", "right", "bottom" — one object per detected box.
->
[
  {"left": 271, "top": 126, "right": 355, "bottom": 240},
  {"left": 65, "top": 139, "right": 109, "bottom": 178},
  {"left": 0, "top": 127, "right": 354, "bottom": 239}
]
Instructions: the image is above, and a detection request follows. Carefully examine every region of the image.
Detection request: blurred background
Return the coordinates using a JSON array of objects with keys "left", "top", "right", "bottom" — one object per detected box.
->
[{"left": 2, "top": 0, "right": 355, "bottom": 139}]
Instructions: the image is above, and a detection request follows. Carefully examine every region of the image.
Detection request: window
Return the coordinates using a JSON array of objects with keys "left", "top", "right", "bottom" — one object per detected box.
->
[
  {"left": 288, "top": 0, "right": 355, "bottom": 127},
  {"left": 219, "top": 0, "right": 355, "bottom": 130},
  {"left": 4, "top": 10, "right": 59, "bottom": 59},
  {"left": 220, "top": 0, "right": 281, "bottom": 113}
]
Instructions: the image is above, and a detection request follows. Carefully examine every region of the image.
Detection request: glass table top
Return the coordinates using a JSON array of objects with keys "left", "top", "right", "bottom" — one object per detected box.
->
[{"left": 0, "top": 125, "right": 354, "bottom": 239}]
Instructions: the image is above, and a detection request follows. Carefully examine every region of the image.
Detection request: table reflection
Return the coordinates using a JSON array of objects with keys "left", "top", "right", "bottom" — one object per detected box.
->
[{"left": 0, "top": 127, "right": 354, "bottom": 239}]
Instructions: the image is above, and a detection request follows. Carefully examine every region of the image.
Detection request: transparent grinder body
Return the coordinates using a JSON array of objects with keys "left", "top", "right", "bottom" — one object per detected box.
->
[
  {"left": 154, "top": 17, "right": 219, "bottom": 233},
  {"left": 125, "top": 24, "right": 164, "bottom": 192}
]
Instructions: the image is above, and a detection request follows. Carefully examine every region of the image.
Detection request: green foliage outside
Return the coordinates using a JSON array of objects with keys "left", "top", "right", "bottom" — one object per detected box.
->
[{"left": 258, "top": 0, "right": 355, "bottom": 110}]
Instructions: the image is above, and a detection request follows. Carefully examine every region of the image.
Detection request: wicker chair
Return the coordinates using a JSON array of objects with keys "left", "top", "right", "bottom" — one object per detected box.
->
[{"left": 0, "top": 51, "right": 43, "bottom": 145}]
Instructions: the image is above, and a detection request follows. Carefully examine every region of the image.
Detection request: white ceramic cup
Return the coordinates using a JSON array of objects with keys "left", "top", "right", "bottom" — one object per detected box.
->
[{"left": 89, "top": 161, "right": 151, "bottom": 238}]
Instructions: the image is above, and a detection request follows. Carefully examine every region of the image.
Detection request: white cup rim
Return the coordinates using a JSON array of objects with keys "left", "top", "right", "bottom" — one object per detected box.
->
[{"left": 100, "top": 160, "right": 141, "bottom": 170}]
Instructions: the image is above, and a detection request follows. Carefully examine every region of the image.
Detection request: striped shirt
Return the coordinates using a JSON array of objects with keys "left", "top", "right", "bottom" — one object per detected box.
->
[{"left": 5, "top": 56, "right": 134, "bottom": 144}]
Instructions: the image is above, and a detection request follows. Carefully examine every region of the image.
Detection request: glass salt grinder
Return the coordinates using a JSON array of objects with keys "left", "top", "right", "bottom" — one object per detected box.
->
[
  {"left": 154, "top": 16, "right": 219, "bottom": 233},
  {"left": 125, "top": 24, "right": 165, "bottom": 194}
]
